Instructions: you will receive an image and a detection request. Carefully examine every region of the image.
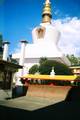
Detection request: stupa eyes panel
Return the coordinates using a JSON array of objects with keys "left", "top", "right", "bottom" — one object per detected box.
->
[{"left": 36, "top": 27, "right": 45, "bottom": 39}]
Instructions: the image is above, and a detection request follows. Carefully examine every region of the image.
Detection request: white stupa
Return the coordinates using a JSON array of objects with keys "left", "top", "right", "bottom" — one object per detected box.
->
[
  {"left": 50, "top": 67, "right": 55, "bottom": 76},
  {"left": 12, "top": 0, "right": 71, "bottom": 76}
]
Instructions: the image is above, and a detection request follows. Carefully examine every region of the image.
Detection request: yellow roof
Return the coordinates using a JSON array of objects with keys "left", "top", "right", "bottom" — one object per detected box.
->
[{"left": 21, "top": 74, "right": 79, "bottom": 81}]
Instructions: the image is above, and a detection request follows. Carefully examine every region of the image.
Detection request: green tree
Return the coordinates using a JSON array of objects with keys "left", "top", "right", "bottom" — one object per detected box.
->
[
  {"left": 39, "top": 57, "right": 47, "bottom": 65},
  {"left": 29, "top": 58, "right": 73, "bottom": 75},
  {"left": 0, "top": 33, "right": 3, "bottom": 59},
  {"left": 67, "top": 54, "right": 80, "bottom": 66},
  {"left": 39, "top": 60, "right": 73, "bottom": 75},
  {"left": 0, "top": 33, "right": 3, "bottom": 47},
  {"left": 29, "top": 64, "right": 39, "bottom": 74}
]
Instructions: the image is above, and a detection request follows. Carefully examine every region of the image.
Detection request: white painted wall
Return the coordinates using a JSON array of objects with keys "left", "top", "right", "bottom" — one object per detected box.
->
[
  {"left": 32, "top": 23, "right": 60, "bottom": 45},
  {"left": 12, "top": 22, "right": 71, "bottom": 76}
]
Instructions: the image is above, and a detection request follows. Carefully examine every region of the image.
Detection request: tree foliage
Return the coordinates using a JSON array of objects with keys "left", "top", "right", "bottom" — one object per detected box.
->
[
  {"left": 39, "top": 57, "right": 47, "bottom": 65},
  {"left": 29, "top": 58, "right": 73, "bottom": 75},
  {"left": 29, "top": 64, "right": 39, "bottom": 74},
  {"left": 39, "top": 60, "right": 73, "bottom": 75},
  {"left": 67, "top": 54, "right": 80, "bottom": 66}
]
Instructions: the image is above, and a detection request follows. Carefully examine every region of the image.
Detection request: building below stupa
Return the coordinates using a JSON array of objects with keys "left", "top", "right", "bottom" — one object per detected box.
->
[{"left": 12, "top": 0, "right": 71, "bottom": 76}]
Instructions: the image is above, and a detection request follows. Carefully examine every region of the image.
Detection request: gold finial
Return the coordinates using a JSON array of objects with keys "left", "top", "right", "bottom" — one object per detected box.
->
[{"left": 42, "top": 0, "right": 52, "bottom": 23}]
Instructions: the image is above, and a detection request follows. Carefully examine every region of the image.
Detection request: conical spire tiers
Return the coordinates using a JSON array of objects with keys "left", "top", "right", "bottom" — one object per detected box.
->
[{"left": 42, "top": 0, "right": 52, "bottom": 23}]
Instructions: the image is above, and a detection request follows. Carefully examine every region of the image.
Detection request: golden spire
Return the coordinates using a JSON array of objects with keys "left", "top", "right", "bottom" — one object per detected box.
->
[{"left": 42, "top": 0, "right": 52, "bottom": 23}]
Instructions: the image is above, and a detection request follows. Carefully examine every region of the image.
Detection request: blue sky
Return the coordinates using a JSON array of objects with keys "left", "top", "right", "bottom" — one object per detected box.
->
[{"left": 0, "top": 0, "right": 80, "bottom": 55}]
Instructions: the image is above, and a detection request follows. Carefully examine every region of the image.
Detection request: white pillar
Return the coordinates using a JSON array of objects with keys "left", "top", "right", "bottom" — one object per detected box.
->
[
  {"left": 3, "top": 41, "right": 10, "bottom": 61},
  {"left": 19, "top": 40, "right": 28, "bottom": 76},
  {"left": 19, "top": 40, "right": 28, "bottom": 66}
]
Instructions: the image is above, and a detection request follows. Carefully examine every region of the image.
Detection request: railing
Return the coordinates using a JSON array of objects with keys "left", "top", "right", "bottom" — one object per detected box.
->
[{"left": 21, "top": 74, "right": 80, "bottom": 86}]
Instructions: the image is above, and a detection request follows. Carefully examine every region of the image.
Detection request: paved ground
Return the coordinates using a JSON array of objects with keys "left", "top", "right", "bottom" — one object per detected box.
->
[
  {"left": 0, "top": 91, "right": 65, "bottom": 111},
  {"left": 0, "top": 98, "right": 80, "bottom": 120},
  {"left": 0, "top": 86, "right": 80, "bottom": 119},
  {"left": 0, "top": 86, "right": 71, "bottom": 111}
]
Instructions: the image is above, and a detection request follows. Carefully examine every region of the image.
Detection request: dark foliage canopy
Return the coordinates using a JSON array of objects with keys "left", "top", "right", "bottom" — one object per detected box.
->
[
  {"left": 29, "top": 59, "right": 73, "bottom": 75},
  {"left": 39, "top": 60, "right": 73, "bottom": 75},
  {"left": 29, "top": 64, "right": 39, "bottom": 74}
]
